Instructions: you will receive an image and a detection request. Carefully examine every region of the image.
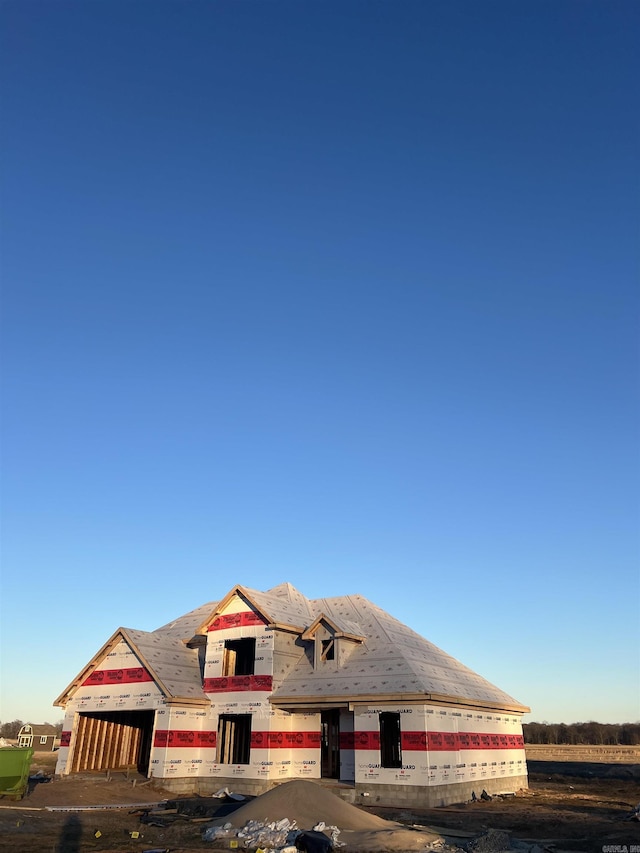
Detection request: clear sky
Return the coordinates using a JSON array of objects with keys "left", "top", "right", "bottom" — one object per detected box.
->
[{"left": 1, "top": 0, "right": 638, "bottom": 728}]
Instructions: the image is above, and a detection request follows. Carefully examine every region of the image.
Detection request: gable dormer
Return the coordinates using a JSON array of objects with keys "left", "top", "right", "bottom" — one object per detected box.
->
[
  {"left": 195, "top": 585, "right": 280, "bottom": 694},
  {"left": 302, "top": 614, "right": 364, "bottom": 669}
]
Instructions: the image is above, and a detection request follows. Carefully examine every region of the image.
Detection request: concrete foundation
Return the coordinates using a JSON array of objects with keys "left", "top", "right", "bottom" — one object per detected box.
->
[
  {"left": 147, "top": 773, "right": 528, "bottom": 809},
  {"left": 148, "top": 775, "right": 358, "bottom": 802},
  {"left": 354, "top": 774, "right": 529, "bottom": 808},
  {"left": 151, "top": 775, "right": 274, "bottom": 799}
]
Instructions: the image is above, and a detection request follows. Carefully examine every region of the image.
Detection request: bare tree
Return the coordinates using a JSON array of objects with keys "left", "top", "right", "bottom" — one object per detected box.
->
[
  {"left": 0, "top": 720, "right": 24, "bottom": 739},
  {"left": 523, "top": 721, "right": 640, "bottom": 745}
]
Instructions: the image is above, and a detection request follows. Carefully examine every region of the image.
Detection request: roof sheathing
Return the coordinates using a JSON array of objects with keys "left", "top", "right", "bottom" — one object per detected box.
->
[
  {"left": 240, "top": 584, "right": 315, "bottom": 629},
  {"left": 55, "top": 583, "right": 528, "bottom": 715},
  {"left": 155, "top": 601, "right": 219, "bottom": 641},
  {"left": 270, "top": 593, "right": 529, "bottom": 713},
  {"left": 125, "top": 628, "right": 208, "bottom": 705}
]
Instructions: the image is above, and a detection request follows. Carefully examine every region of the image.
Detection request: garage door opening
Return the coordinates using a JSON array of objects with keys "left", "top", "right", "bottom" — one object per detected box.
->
[{"left": 70, "top": 710, "right": 154, "bottom": 774}]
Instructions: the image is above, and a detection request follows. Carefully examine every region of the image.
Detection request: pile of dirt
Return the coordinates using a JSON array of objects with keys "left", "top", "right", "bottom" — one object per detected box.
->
[
  {"left": 214, "top": 779, "right": 395, "bottom": 831},
  {"left": 208, "top": 780, "right": 445, "bottom": 852}
]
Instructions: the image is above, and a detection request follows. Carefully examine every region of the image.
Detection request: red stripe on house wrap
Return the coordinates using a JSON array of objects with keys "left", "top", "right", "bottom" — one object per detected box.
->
[
  {"left": 151, "top": 730, "right": 321, "bottom": 749},
  {"left": 402, "top": 731, "right": 428, "bottom": 750},
  {"left": 353, "top": 731, "right": 524, "bottom": 751},
  {"left": 203, "top": 675, "right": 273, "bottom": 692},
  {"left": 60, "top": 731, "right": 71, "bottom": 747},
  {"left": 251, "top": 731, "right": 322, "bottom": 749},
  {"left": 150, "top": 728, "right": 524, "bottom": 752},
  {"left": 82, "top": 667, "right": 154, "bottom": 686},
  {"left": 423, "top": 732, "right": 524, "bottom": 751},
  {"left": 208, "top": 612, "right": 268, "bottom": 631},
  {"left": 154, "top": 730, "right": 217, "bottom": 748},
  {"left": 354, "top": 731, "right": 380, "bottom": 749}
]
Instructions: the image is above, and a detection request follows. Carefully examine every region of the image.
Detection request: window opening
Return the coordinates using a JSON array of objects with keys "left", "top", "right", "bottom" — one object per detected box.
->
[
  {"left": 380, "top": 712, "right": 402, "bottom": 768},
  {"left": 223, "top": 638, "right": 255, "bottom": 676},
  {"left": 217, "top": 714, "right": 251, "bottom": 764},
  {"left": 321, "top": 638, "right": 335, "bottom": 661}
]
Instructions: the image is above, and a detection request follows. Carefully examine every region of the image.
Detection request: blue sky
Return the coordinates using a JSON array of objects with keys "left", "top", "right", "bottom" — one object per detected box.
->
[{"left": 1, "top": 0, "right": 638, "bottom": 727}]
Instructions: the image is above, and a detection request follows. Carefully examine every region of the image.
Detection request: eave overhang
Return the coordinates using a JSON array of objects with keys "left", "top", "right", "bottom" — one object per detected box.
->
[
  {"left": 267, "top": 620, "right": 305, "bottom": 634},
  {"left": 164, "top": 696, "right": 210, "bottom": 707},
  {"left": 270, "top": 692, "right": 530, "bottom": 715}
]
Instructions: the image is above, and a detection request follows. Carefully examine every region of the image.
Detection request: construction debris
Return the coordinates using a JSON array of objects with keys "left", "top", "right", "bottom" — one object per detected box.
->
[
  {"left": 203, "top": 816, "right": 303, "bottom": 848},
  {"left": 212, "top": 787, "right": 247, "bottom": 801},
  {"left": 295, "top": 828, "right": 336, "bottom": 853},
  {"left": 621, "top": 801, "right": 640, "bottom": 821},
  {"left": 466, "top": 828, "right": 511, "bottom": 851}
]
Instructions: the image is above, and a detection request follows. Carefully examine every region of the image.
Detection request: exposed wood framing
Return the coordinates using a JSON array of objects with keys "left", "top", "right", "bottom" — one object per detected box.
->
[{"left": 70, "top": 711, "right": 153, "bottom": 772}]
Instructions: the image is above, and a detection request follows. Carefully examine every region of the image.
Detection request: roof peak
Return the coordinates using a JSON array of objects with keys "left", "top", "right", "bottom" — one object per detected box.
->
[{"left": 264, "top": 581, "right": 305, "bottom": 601}]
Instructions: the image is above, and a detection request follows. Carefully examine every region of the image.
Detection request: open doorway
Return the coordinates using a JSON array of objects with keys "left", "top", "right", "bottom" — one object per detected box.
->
[
  {"left": 321, "top": 709, "right": 340, "bottom": 779},
  {"left": 217, "top": 714, "right": 251, "bottom": 764}
]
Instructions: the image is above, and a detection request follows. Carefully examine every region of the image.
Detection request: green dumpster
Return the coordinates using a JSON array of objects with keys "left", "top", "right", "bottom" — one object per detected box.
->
[{"left": 0, "top": 747, "right": 34, "bottom": 800}]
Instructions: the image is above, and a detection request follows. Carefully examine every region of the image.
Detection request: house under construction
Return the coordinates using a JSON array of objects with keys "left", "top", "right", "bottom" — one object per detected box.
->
[{"left": 54, "top": 583, "right": 529, "bottom": 807}]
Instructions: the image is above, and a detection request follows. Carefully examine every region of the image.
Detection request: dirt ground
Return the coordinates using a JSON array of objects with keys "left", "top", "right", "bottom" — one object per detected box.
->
[{"left": 0, "top": 753, "right": 638, "bottom": 853}]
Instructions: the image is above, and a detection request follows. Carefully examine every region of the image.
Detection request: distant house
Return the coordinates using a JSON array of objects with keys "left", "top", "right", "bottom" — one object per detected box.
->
[
  {"left": 17, "top": 723, "right": 57, "bottom": 751},
  {"left": 54, "top": 582, "right": 530, "bottom": 807}
]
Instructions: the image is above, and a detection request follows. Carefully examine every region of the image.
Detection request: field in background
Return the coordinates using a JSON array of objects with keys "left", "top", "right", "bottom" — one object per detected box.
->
[
  {"left": 29, "top": 750, "right": 58, "bottom": 776},
  {"left": 525, "top": 744, "right": 640, "bottom": 763}
]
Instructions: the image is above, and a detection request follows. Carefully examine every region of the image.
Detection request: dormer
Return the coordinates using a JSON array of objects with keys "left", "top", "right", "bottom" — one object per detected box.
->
[{"left": 301, "top": 614, "right": 365, "bottom": 669}]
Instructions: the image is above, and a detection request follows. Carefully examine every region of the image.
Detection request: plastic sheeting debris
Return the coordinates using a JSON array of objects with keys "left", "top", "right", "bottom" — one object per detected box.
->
[
  {"left": 203, "top": 817, "right": 299, "bottom": 849},
  {"left": 294, "top": 829, "right": 333, "bottom": 853},
  {"left": 202, "top": 817, "right": 343, "bottom": 851},
  {"left": 212, "top": 787, "right": 247, "bottom": 801}
]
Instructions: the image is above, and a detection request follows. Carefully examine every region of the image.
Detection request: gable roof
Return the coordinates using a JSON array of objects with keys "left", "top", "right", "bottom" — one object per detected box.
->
[
  {"left": 54, "top": 625, "right": 207, "bottom": 708},
  {"left": 55, "top": 583, "right": 529, "bottom": 714},
  {"left": 195, "top": 583, "right": 315, "bottom": 634},
  {"left": 301, "top": 613, "right": 365, "bottom": 642}
]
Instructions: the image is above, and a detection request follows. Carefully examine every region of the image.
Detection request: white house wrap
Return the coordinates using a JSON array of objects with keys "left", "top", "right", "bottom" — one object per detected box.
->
[{"left": 54, "top": 583, "right": 529, "bottom": 807}]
